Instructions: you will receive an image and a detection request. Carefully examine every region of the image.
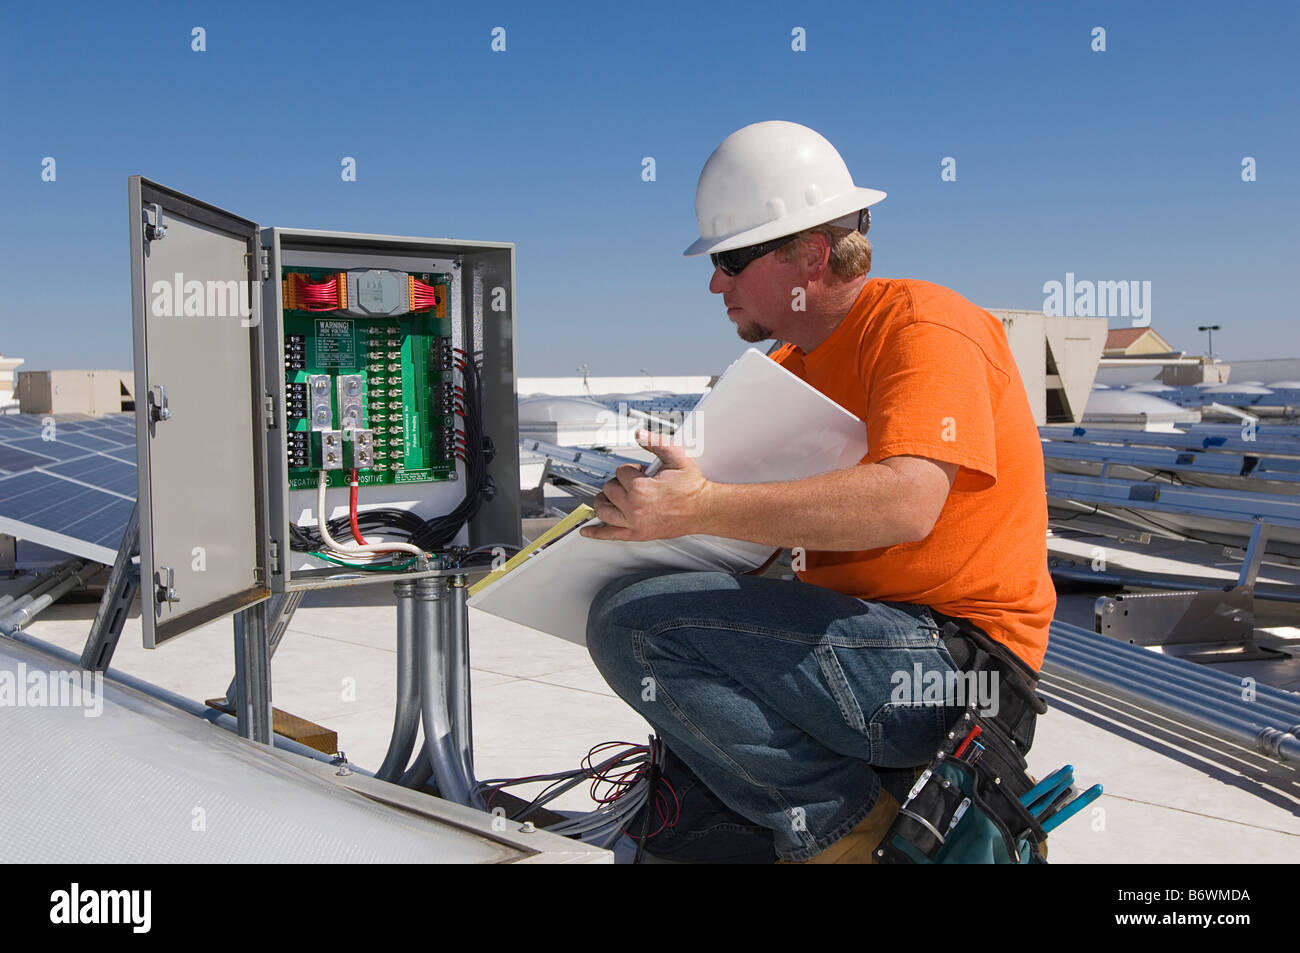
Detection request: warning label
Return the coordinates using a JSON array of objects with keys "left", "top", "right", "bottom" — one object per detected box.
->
[{"left": 314, "top": 319, "right": 356, "bottom": 368}]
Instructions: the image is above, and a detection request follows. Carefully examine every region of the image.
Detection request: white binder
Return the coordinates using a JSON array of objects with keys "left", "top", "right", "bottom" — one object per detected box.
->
[{"left": 468, "top": 348, "right": 868, "bottom": 644}]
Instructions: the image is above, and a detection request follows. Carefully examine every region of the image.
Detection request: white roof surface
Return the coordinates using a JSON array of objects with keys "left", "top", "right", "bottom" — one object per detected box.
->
[{"left": 16, "top": 573, "right": 1300, "bottom": 863}]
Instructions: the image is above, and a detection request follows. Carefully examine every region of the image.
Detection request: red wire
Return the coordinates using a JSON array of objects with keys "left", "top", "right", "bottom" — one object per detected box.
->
[
  {"left": 581, "top": 742, "right": 651, "bottom": 806},
  {"left": 590, "top": 763, "right": 646, "bottom": 804},
  {"left": 346, "top": 469, "right": 416, "bottom": 557},
  {"left": 298, "top": 275, "right": 342, "bottom": 311},
  {"left": 628, "top": 778, "right": 680, "bottom": 839},
  {"left": 411, "top": 278, "right": 441, "bottom": 311},
  {"left": 479, "top": 741, "right": 657, "bottom": 825},
  {"left": 349, "top": 470, "right": 368, "bottom": 545}
]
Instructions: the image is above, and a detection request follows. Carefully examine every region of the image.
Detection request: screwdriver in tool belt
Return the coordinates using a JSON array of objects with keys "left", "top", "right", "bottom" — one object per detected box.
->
[{"left": 954, "top": 725, "right": 982, "bottom": 758}]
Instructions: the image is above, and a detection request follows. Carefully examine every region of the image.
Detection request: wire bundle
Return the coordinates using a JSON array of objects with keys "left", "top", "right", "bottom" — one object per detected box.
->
[
  {"left": 288, "top": 347, "right": 492, "bottom": 559},
  {"left": 297, "top": 469, "right": 423, "bottom": 571},
  {"left": 404, "top": 347, "right": 489, "bottom": 549},
  {"left": 308, "top": 469, "right": 428, "bottom": 569},
  {"left": 473, "top": 738, "right": 678, "bottom": 851},
  {"left": 297, "top": 274, "right": 345, "bottom": 311},
  {"left": 410, "top": 278, "right": 441, "bottom": 311}
]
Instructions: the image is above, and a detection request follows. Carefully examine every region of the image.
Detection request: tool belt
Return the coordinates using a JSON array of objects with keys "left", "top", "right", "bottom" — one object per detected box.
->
[
  {"left": 876, "top": 613, "right": 1052, "bottom": 864},
  {"left": 931, "top": 610, "right": 1046, "bottom": 754}
]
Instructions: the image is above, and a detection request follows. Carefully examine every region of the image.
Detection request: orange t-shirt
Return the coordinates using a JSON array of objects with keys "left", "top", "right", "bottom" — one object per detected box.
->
[{"left": 770, "top": 278, "right": 1055, "bottom": 671}]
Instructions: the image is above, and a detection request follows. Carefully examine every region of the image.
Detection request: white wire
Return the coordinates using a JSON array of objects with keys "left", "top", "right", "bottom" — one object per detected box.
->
[
  {"left": 571, "top": 785, "right": 651, "bottom": 846},
  {"left": 315, "top": 470, "right": 428, "bottom": 568},
  {"left": 546, "top": 778, "right": 651, "bottom": 836}
]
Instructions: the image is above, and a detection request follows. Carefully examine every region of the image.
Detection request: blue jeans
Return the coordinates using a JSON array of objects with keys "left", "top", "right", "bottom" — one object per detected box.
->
[{"left": 586, "top": 570, "right": 966, "bottom": 861}]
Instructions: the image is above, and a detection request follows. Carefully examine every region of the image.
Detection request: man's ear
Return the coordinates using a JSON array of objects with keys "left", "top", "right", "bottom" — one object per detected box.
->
[{"left": 801, "top": 232, "right": 831, "bottom": 281}]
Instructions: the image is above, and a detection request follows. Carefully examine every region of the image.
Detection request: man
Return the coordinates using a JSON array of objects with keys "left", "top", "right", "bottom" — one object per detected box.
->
[{"left": 581, "top": 121, "right": 1055, "bottom": 863}]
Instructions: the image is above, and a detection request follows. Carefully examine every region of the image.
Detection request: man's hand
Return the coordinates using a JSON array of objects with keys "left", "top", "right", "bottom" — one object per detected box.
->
[{"left": 580, "top": 429, "right": 711, "bottom": 542}]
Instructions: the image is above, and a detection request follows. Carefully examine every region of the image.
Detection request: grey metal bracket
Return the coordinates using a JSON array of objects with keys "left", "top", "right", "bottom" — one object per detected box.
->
[
  {"left": 520, "top": 458, "right": 552, "bottom": 517},
  {"left": 1236, "top": 523, "right": 1271, "bottom": 591},
  {"left": 221, "top": 589, "right": 303, "bottom": 707},
  {"left": 1094, "top": 522, "right": 1281, "bottom": 663},
  {"left": 232, "top": 600, "right": 274, "bottom": 744},
  {"left": 81, "top": 505, "right": 141, "bottom": 673}
]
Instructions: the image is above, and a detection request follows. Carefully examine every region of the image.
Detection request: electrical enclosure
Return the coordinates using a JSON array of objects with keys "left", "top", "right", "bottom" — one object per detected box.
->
[{"left": 129, "top": 177, "right": 521, "bottom": 648}]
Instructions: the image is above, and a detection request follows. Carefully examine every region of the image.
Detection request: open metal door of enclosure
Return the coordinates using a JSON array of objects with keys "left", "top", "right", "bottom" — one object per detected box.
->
[{"left": 129, "top": 177, "right": 270, "bottom": 647}]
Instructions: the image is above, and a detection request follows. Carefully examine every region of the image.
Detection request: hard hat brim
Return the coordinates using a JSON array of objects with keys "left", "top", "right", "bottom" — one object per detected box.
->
[{"left": 682, "top": 187, "right": 887, "bottom": 257}]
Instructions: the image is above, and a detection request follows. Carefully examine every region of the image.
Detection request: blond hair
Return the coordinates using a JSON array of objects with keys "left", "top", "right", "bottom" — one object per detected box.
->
[{"left": 774, "top": 224, "right": 872, "bottom": 279}]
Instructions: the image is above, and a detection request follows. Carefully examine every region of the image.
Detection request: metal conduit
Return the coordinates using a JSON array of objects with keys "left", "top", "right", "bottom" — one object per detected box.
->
[
  {"left": 0, "top": 560, "right": 89, "bottom": 624},
  {"left": 374, "top": 580, "right": 421, "bottom": 782},
  {"left": 416, "top": 576, "right": 471, "bottom": 804},
  {"left": 0, "top": 558, "right": 85, "bottom": 613},
  {"left": 1048, "top": 565, "right": 1300, "bottom": 605},
  {"left": 1051, "top": 621, "right": 1300, "bottom": 712},
  {"left": 0, "top": 565, "right": 99, "bottom": 635},
  {"left": 400, "top": 747, "right": 433, "bottom": 789},
  {"left": 447, "top": 575, "right": 482, "bottom": 808},
  {"left": 1047, "top": 639, "right": 1300, "bottom": 730},
  {"left": 1043, "top": 624, "right": 1300, "bottom": 763},
  {"left": 1048, "top": 631, "right": 1300, "bottom": 725}
]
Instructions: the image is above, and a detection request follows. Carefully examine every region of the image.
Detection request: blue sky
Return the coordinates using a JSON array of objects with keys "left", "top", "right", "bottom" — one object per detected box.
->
[{"left": 2, "top": 0, "right": 1296, "bottom": 376}]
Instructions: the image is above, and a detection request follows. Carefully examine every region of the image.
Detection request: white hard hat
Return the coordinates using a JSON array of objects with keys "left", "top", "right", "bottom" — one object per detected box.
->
[{"left": 683, "top": 120, "right": 886, "bottom": 257}]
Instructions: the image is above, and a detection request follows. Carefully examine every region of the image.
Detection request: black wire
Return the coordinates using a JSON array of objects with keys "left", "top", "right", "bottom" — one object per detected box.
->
[
  {"left": 1048, "top": 503, "right": 1100, "bottom": 523},
  {"left": 486, "top": 744, "right": 649, "bottom": 823},
  {"left": 632, "top": 760, "right": 660, "bottom": 864},
  {"left": 408, "top": 350, "right": 487, "bottom": 551},
  {"left": 456, "top": 550, "right": 506, "bottom": 566}
]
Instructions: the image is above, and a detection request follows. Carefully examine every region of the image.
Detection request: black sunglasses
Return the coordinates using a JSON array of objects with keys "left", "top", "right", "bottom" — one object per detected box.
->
[
  {"left": 711, "top": 209, "right": 871, "bottom": 277},
  {"left": 710, "top": 234, "right": 800, "bottom": 276}
]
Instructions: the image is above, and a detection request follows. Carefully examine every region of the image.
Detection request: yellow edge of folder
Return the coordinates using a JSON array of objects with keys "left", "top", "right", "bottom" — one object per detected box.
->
[{"left": 467, "top": 504, "right": 596, "bottom": 597}]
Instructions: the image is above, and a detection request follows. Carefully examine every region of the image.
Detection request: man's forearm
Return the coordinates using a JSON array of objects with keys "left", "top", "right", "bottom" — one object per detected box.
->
[{"left": 696, "top": 463, "right": 921, "bottom": 551}]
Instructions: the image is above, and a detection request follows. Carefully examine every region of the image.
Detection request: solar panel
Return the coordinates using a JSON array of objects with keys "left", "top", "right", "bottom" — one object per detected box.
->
[{"left": 0, "top": 413, "right": 137, "bottom": 564}]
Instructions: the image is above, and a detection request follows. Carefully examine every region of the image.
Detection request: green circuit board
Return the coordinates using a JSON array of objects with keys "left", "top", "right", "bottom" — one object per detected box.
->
[{"left": 282, "top": 267, "right": 456, "bottom": 490}]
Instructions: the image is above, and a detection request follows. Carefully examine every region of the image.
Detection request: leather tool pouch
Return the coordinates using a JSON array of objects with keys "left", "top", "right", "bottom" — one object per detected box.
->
[{"left": 877, "top": 616, "right": 1051, "bottom": 864}]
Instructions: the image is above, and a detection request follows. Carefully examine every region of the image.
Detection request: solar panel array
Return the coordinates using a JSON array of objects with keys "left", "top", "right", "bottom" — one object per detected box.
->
[
  {"left": 0, "top": 413, "right": 137, "bottom": 565},
  {"left": 594, "top": 394, "right": 704, "bottom": 416},
  {"left": 1146, "top": 385, "right": 1300, "bottom": 411}
]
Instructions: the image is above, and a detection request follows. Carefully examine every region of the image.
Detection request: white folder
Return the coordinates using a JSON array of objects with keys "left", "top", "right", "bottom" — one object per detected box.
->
[{"left": 468, "top": 347, "right": 868, "bottom": 644}]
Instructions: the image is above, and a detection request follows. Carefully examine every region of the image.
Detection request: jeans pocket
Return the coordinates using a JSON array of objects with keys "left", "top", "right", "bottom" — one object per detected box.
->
[
  {"left": 812, "top": 643, "right": 866, "bottom": 733},
  {"left": 854, "top": 599, "right": 941, "bottom": 644},
  {"left": 883, "top": 600, "right": 940, "bottom": 633},
  {"left": 866, "top": 699, "right": 949, "bottom": 768}
]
